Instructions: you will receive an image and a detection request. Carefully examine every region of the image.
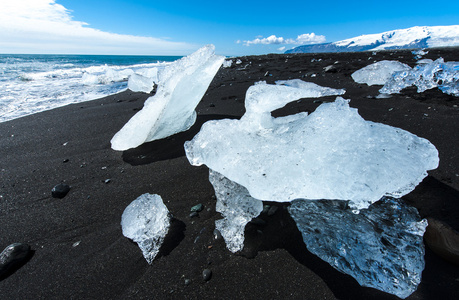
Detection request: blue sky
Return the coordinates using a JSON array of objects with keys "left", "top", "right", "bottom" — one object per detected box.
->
[{"left": 0, "top": 0, "right": 458, "bottom": 56}]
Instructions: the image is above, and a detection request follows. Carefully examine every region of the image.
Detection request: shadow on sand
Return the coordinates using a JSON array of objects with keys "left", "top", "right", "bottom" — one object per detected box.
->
[{"left": 121, "top": 114, "right": 239, "bottom": 165}]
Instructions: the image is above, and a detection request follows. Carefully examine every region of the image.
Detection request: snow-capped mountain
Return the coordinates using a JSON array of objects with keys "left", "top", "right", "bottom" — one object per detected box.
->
[{"left": 285, "top": 25, "right": 459, "bottom": 53}]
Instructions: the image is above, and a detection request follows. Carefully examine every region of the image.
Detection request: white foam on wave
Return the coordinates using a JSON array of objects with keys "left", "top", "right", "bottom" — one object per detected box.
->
[{"left": 0, "top": 58, "right": 172, "bottom": 123}]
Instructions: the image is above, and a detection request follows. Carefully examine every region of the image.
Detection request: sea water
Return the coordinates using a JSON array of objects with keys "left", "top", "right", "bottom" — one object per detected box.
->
[{"left": 0, "top": 54, "right": 181, "bottom": 123}]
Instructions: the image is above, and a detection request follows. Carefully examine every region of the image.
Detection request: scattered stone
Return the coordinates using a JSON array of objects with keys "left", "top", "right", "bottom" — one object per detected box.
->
[
  {"left": 104, "top": 179, "right": 111, "bottom": 184},
  {"left": 202, "top": 269, "right": 212, "bottom": 281},
  {"left": 63, "top": 159, "right": 69, "bottom": 163},
  {"left": 213, "top": 229, "right": 223, "bottom": 240},
  {"left": 0, "top": 243, "right": 31, "bottom": 278},
  {"left": 209, "top": 103, "right": 215, "bottom": 107},
  {"left": 184, "top": 279, "right": 191, "bottom": 286},
  {"left": 424, "top": 218, "right": 459, "bottom": 266},
  {"left": 250, "top": 218, "right": 266, "bottom": 226},
  {"left": 51, "top": 183, "right": 70, "bottom": 198},
  {"left": 324, "top": 65, "right": 337, "bottom": 73},
  {"left": 267, "top": 205, "right": 278, "bottom": 216},
  {"left": 189, "top": 212, "right": 199, "bottom": 218},
  {"left": 191, "top": 204, "right": 204, "bottom": 212},
  {"left": 262, "top": 205, "right": 271, "bottom": 214}
]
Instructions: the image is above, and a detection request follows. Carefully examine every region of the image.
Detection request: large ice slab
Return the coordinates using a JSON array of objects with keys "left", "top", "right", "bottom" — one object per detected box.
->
[
  {"left": 209, "top": 169, "right": 263, "bottom": 252},
  {"left": 111, "top": 45, "right": 225, "bottom": 151},
  {"left": 121, "top": 193, "right": 170, "bottom": 264},
  {"left": 288, "top": 197, "right": 427, "bottom": 299},
  {"left": 380, "top": 58, "right": 459, "bottom": 96},
  {"left": 185, "top": 82, "right": 439, "bottom": 210},
  {"left": 351, "top": 60, "right": 411, "bottom": 86}
]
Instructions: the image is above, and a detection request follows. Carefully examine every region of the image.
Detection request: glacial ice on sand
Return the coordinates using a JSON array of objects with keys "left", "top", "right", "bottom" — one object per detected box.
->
[
  {"left": 288, "top": 197, "right": 427, "bottom": 299},
  {"left": 111, "top": 45, "right": 224, "bottom": 151},
  {"left": 127, "top": 73, "right": 155, "bottom": 93},
  {"left": 185, "top": 82, "right": 439, "bottom": 210},
  {"left": 351, "top": 60, "right": 411, "bottom": 86},
  {"left": 209, "top": 170, "right": 263, "bottom": 253},
  {"left": 121, "top": 193, "right": 170, "bottom": 264},
  {"left": 380, "top": 58, "right": 459, "bottom": 96}
]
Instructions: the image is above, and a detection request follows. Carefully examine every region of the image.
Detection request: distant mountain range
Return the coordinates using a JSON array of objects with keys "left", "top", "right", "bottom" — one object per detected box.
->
[{"left": 285, "top": 25, "right": 459, "bottom": 53}]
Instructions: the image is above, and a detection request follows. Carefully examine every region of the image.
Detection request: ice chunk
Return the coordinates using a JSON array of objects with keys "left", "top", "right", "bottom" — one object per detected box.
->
[
  {"left": 121, "top": 193, "right": 170, "bottom": 264},
  {"left": 127, "top": 73, "right": 155, "bottom": 93},
  {"left": 351, "top": 61, "right": 411, "bottom": 86},
  {"left": 222, "top": 59, "right": 233, "bottom": 68},
  {"left": 380, "top": 58, "right": 459, "bottom": 96},
  {"left": 209, "top": 170, "right": 263, "bottom": 252},
  {"left": 412, "top": 49, "right": 428, "bottom": 60},
  {"left": 185, "top": 82, "right": 439, "bottom": 210},
  {"left": 275, "top": 79, "right": 346, "bottom": 95},
  {"left": 111, "top": 45, "right": 225, "bottom": 151},
  {"left": 288, "top": 197, "right": 427, "bottom": 299}
]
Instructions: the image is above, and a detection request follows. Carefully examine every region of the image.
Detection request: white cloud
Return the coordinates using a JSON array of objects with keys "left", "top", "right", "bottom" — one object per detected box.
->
[
  {"left": 243, "top": 33, "right": 326, "bottom": 46},
  {"left": 0, "top": 0, "right": 196, "bottom": 55},
  {"left": 277, "top": 46, "right": 286, "bottom": 51}
]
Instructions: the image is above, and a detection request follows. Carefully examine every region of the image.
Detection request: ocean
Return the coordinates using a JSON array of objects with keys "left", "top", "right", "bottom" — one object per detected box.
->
[{"left": 0, "top": 54, "right": 182, "bottom": 123}]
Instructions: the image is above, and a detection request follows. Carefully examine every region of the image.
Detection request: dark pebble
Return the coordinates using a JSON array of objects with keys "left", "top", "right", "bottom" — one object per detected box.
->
[
  {"left": 184, "top": 279, "right": 191, "bottom": 286},
  {"left": 63, "top": 159, "right": 69, "bottom": 163},
  {"left": 104, "top": 179, "right": 111, "bottom": 184},
  {"left": 191, "top": 204, "right": 204, "bottom": 212},
  {"left": 209, "top": 103, "right": 215, "bottom": 107},
  {"left": 267, "top": 206, "right": 278, "bottom": 216},
  {"left": 262, "top": 204, "right": 271, "bottom": 214},
  {"left": 0, "top": 243, "right": 31, "bottom": 278},
  {"left": 202, "top": 269, "right": 212, "bottom": 281},
  {"left": 189, "top": 211, "right": 199, "bottom": 218},
  {"left": 51, "top": 183, "right": 70, "bottom": 198},
  {"left": 213, "top": 229, "right": 223, "bottom": 240},
  {"left": 250, "top": 217, "right": 266, "bottom": 226}
]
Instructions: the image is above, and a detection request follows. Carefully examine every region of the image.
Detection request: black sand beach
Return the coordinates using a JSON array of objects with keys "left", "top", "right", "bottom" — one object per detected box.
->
[{"left": 1, "top": 48, "right": 458, "bottom": 299}]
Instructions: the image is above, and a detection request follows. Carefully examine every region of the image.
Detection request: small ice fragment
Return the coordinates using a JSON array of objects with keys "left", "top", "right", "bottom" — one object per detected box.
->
[
  {"left": 209, "top": 170, "right": 263, "bottom": 253},
  {"left": 111, "top": 45, "right": 224, "bottom": 151},
  {"left": 127, "top": 73, "right": 155, "bottom": 93},
  {"left": 288, "top": 197, "right": 427, "bottom": 299},
  {"left": 416, "top": 59, "right": 434, "bottom": 65},
  {"left": 376, "top": 93, "right": 392, "bottom": 99},
  {"left": 121, "top": 193, "right": 170, "bottom": 264},
  {"left": 275, "top": 79, "right": 345, "bottom": 96},
  {"left": 185, "top": 82, "right": 439, "bottom": 210},
  {"left": 351, "top": 60, "right": 411, "bottom": 86},
  {"left": 222, "top": 59, "right": 233, "bottom": 68}
]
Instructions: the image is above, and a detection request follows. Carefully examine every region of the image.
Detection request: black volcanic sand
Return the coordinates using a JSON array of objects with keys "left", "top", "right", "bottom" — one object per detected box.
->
[{"left": 1, "top": 48, "right": 458, "bottom": 299}]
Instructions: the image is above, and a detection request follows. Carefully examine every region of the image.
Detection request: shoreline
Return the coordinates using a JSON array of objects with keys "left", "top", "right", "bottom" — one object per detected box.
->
[{"left": 1, "top": 48, "right": 458, "bottom": 299}]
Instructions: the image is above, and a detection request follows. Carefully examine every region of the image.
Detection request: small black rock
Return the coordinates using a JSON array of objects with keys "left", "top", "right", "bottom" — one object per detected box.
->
[
  {"left": 267, "top": 205, "right": 278, "bottom": 216},
  {"left": 250, "top": 218, "right": 266, "bottom": 226},
  {"left": 202, "top": 269, "right": 212, "bottom": 281},
  {"left": 213, "top": 229, "right": 223, "bottom": 240},
  {"left": 191, "top": 204, "right": 204, "bottom": 212},
  {"left": 51, "top": 183, "right": 70, "bottom": 198},
  {"left": 0, "top": 243, "right": 31, "bottom": 278},
  {"left": 189, "top": 211, "right": 199, "bottom": 218}
]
